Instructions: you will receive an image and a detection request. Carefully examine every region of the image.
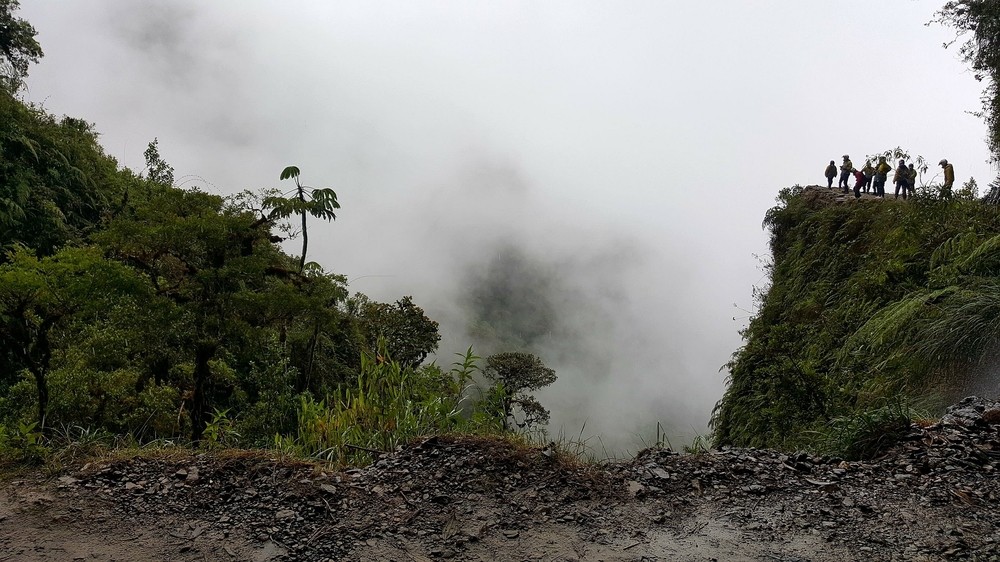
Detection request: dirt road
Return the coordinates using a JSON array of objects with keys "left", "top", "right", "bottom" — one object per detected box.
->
[{"left": 3, "top": 397, "right": 1000, "bottom": 561}]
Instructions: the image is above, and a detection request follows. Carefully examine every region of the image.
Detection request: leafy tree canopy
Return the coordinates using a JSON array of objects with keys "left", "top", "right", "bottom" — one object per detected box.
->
[
  {"left": 483, "top": 352, "right": 556, "bottom": 430},
  {"left": 351, "top": 294, "right": 441, "bottom": 368},
  {"left": 935, "top": 1, "right": 1000, "bottom": 164},
  {"left": 0, "top": 0, "right": 42, "bottom": 90}
]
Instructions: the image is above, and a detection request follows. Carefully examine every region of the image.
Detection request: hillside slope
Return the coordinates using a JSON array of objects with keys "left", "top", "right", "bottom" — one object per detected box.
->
[{"left": 712, "top": 184, "right": 1000, "bottom": 454}]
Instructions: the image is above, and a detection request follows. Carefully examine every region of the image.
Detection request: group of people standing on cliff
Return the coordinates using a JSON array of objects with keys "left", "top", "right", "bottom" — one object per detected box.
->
[{"left": 824, "top": 154, "right": 955, "bottom": 200}]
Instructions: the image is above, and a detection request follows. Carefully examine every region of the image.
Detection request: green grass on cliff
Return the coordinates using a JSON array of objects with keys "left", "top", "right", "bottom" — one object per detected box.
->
[{"left": 711, "top": 185, "right": 1000, "bottom": 457}]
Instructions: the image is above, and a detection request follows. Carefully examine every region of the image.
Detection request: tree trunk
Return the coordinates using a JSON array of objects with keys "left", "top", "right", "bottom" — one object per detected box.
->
[
  {"left": 296, "top": 321, "right": 321, "bottom": 393},
  {"left": 190, "top": 341, "right": 218, "bottom": 442},
  {"left": 31, "top": 367, "right": 48, "bottom": 431},
  {"left": 297, "top": 183, "right": 308, "bottom": 273},
  {"left": 29, "top": 316, "right": 58, "bottom": 432}
]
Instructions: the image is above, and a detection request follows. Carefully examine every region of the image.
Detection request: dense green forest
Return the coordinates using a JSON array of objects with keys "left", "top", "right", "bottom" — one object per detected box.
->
[{"left": 0, "top": 2, "right": 561, "bottom": 465}]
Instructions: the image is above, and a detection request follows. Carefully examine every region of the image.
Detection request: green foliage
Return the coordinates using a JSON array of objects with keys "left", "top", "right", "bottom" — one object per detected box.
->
[
  {"left": 0, "top": 19, "right": 498, "bottom": 467},
  {"left": 0, "top": 0, "right": 42, "bottom": 91},
  {"left": 0, "top": 90, "right": 129, "bottom": 255},
  {"left": 351, "top": 294, "right": 441, "bottom": 368},
  {"left": 935, "top": 1, "right": 1000, "bottom": 166},
  {"left": 809, "top": 399, "right": 918, "bottom": 460},
  {"left": 265, "top": 166, "right": 340, "bottom": 273},
  {"left": 462, "top": 245, "right": 558, "bottom": 350},
  {"left": 865, "top": 147, "right": 928, "bottom": 183},
  {"left": 143, "top": 138, "right": 173, "bottom": 186},
  {"left": 202, "top": 408, "right": 240, "bottom": 449},
  {"left": 0, "top": 245, "right": 150, "bottom": 429},
  {"left": 274, "top": 344, "right": 499, "bottom": 465},
  {"left": 483, "top": 352, "right": 557, "bottom": 431},
  {"left": 713, "top": 189, "right": 1000, "bottom": 452},
  {"left": 0, "top": 420, "right": 47, "bottom": 464}
]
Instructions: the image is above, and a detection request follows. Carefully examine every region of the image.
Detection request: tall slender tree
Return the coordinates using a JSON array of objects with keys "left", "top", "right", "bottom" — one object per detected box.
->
[{"left": 265, "top": 166, "right": 340, "bottom": 273}]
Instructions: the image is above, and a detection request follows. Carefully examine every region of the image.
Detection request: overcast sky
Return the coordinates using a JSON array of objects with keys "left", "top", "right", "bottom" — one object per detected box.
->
[{"left": 18, "top": 1, "right": 995, "bottom": 451}]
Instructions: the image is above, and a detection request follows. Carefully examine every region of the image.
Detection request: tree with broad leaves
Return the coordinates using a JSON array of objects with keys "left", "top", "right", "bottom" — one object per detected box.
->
[
  {"left": 143, "top": 138, "right": 174, "bottom": 186},
  {"left": 0, "top": 246, "right": 148, "bottom": 431},
  {"left": 351, "top": 294, "right": 441, "bottom": 369},
  {"left": 265, "top": 166, "right": 340, "bottom": 273},
  {"left": 0, "top": 0, "right": 42, "bottom": 91},
  {"left": 95, "top": 187, "right": 294, "bottom": 441}
]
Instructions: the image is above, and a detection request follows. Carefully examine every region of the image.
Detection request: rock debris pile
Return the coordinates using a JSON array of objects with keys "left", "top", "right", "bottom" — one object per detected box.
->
[{"left": 46, "top": 396, "right": 1000, "bottom": 561}]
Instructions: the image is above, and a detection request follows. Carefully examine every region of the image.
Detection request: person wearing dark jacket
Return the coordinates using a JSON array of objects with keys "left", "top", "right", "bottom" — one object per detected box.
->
[
  {"left": 894, "top": 159, "right": 909, "bottom": 200},
  {"left": 825, "top": 160, "right": 837, "bottom": 189}
]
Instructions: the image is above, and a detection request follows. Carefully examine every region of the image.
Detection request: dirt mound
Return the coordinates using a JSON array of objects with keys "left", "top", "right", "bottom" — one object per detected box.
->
[{"left": 4, "top": 399, "right": 1000, "bottom": 560}]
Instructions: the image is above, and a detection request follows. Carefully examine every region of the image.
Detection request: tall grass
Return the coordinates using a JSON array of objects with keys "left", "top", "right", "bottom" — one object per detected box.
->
[
  {"left": 809, "top": 399, "right": 920, "bottom": 460},
  {"left": 274, "top": 346, "right": 503, "bottom": 465}
]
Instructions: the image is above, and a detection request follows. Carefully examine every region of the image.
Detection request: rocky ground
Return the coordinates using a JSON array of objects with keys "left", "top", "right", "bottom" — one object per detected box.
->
[
  {"left": 3, "top": 397, "right": 1000, "bottom": 561},
  {"left": 801, "top": 184, "right": 900, "bottom": 204}
]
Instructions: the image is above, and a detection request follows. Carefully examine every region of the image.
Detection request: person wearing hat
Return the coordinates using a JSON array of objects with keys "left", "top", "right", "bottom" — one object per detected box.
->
[
  {"left": 824, "top": 160, "right": 837, "bottom": 188},
  {"left": 862, "top": 160, "right": 875, "bottom": 193},
  {"left": 874, "top": 156, "right": 891, "bottom": 198},
  {"left": 940, "top": 159, "right": 955, "bottom": 196},
  {"left": 839, "top": 154, "right": 853, "bottom": 191}
]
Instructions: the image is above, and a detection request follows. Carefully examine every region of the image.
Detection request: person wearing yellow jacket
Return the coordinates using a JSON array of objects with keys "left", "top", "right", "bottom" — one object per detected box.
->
[
  {"left": 940, "top": 159, "right": 955, "bottom": 196},
  {"left": 906, "top": 164, "right": 918, "bottom": 197},
  {"left": 873, "top": 156, "right": 891, "bottom": 198},
  {"left": 839, "top": 155, "right": 853, "bottom": 191},
  {"left": 861, "top": 161, "right": 875, "bottom": 193}
]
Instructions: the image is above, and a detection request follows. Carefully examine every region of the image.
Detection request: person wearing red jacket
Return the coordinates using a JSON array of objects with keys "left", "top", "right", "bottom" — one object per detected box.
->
[{"left": 853, "top": 169, "right": 865, "bottom": 199}]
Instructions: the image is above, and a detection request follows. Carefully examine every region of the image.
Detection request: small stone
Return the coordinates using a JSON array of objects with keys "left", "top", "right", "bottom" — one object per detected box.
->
[{"left": 57, "top": 476, "right": 79, "bottom": 487}]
